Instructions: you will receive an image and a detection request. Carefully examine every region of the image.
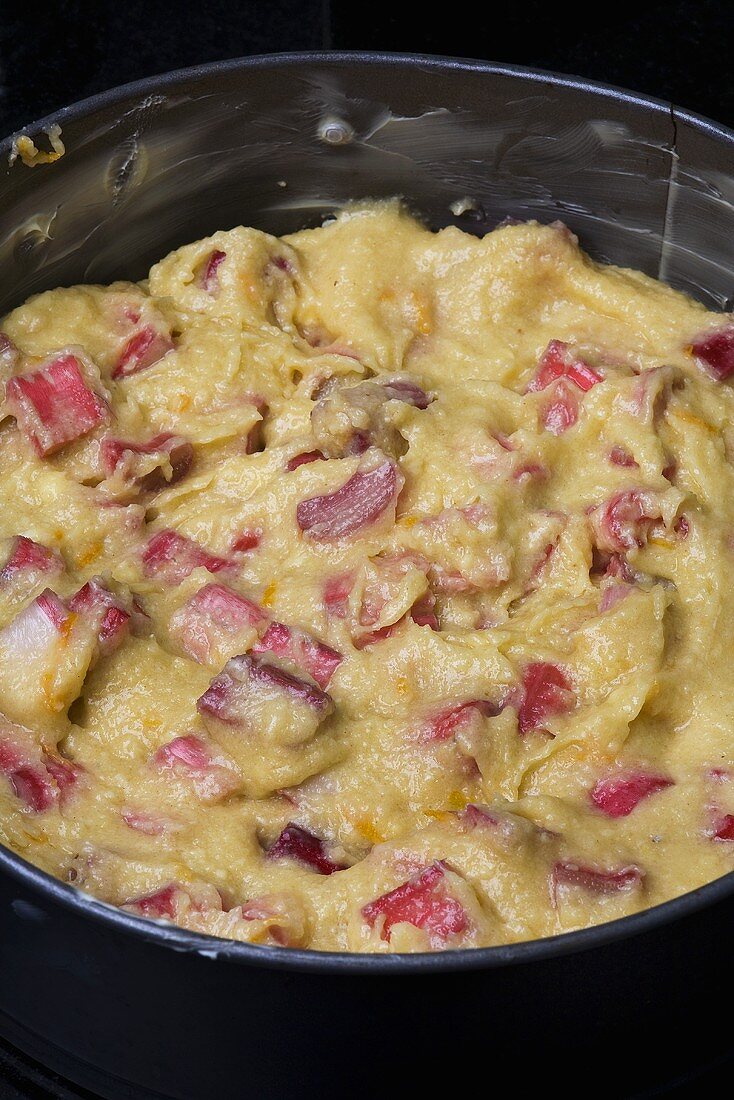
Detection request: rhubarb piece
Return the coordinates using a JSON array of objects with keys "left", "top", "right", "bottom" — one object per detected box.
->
[
  {"left": 142, "top": 530, "right": 234, "bottom": 585},
  {"left": 296, "top": 459, "right": 401, "bottom": 541},
  {"left": 712, "top": 815, "right": 734, "bottom": 841},
  {"left": 527, "top": 340, "right": 603, "bottom": 393},
  {"left": 266, "top": 822, "right": 347, "bottom": 874},
  {"left": 101, "top": 433, "right": 193, "bottom": 492},
  {"left": 169, "top": 583, "right": 265, "bottom": 664},
  {"left": 552, "top": 861, "right": 644, "bottom": 902},
  {"left": 0, "top": 716, "right": 82, "bottom": 813},
  {"left": 539, "top": 380, "right": 579, "bottom": 435},
  {"left": 125, "top": 883, "right": 180, "bottom": 919},
  {"left": 311, "top": 375, "right": 426, "bottom": 458},
  {"left": 410, "top": 590, "right": 438, "bottom": 630},
  {"left": 122, "top": 810, "right": 168, "bottom": 836},
  {"left": 588, "top": 490, "right": 662, "bottom": 553},
  {"left": 69, "top": 578, "right": 131, "bottom": 656},
  {"left": 379, "top": 377, "right": 432, "bottom": 409},
  {"left": 517, "top": 662, "right": 574, "bottom": 734},
  {"left": 609, "top": 445, "right": 639, "bottom": 468},
  {"left": 416, "top": 700, "right": 502, "bottom": 744},
  {"left": 200, "top": 249, "right": 226, "bottom": 294},
  {"left": 591, "top": 771, "right": 673, "bottom": 817},
  {"left": 323, "top": 572, "right": 354, "bottom": 618},
  {"left": 361, "top": 861, "right": 469, "bottom": 944},
  {"left": 113, "top": 326, "right": 174, "bottom": 380},
  {"left": 6, "top": 354, "right": 108, "bottom": 456},
  {"left": 599, "top": 583, "right": 631, "bottom": 613},
  {"left": 691, "top": 326, "right": 734, "bottom": 381},
  {"left": 0, "top": 536, "right": 63, "bottom": 593},
  {"left": 199, "top": 653, "right": 332, "bottom": 724},
  {"left": 153, "top": 733, "right": 241, "bottom": 802},
  {"left": 231, "top": 529, "right": 262, "bottom": 554},
  {"left": 286, "top": 449, "right": 326, "bottom": 471},
  {"left": 253, "top": 621, "right": 342, "bottom": 689}
]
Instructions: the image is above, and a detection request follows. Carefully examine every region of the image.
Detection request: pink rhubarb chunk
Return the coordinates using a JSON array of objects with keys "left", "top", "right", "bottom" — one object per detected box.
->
[
  {"left": 170, "top": 583, "right": 265, "bottom": 663},
  {"left": 253, "top": 621, "right": 342, "bottom": 689},
  {"left": 591, "top": 771, "right": 673, "bottom": 817},
  {"left": 266, "top": 822, "right": 347, "bottom": 874},
  {"left": 552, "top": 861, "right": 644, "bottom": 902},
  {"left": 286, "top": 449, "right": 326, "bottom": 471},
  {"left": 142, "top": 530, "right": 234, "bottom": 585},
  {"left": 539, "top": 381, "right": 579, "bottom": 435},
  {"left": 0, "top": 536, "right": 63, "bottom": 584},
  {"left": 518, "top": 662, "right": 574, "bottom": 734},
  {"left": 361, "top": 861, "right": 469, "bottom": 944},
  {"left": 588, "top": 490, "right": 662, "bottom": 553},
  {"left": 711, "top": 814, "right": 734, "bottom": 841},
  {"left": 379, "top": 377, "right": 432, "bottom": 409},
  {"left": 153, "top": 733, "right": 240, "bottom": 802},
  {"left": 6, "top": 354, "right": 108, "bottom": 456},
  {"left": 296, "top": 459, "right": 401, "bottom": 540},
  {"left": 417, "top": 700, "right": 502, "bottom": 743},
  {"left": 101, "top": 433, "right": 193, "bottom": 491},
  {"left": 69, "top": 578, "right": 131, "bottom": 657},
  {"left": 527, "top": 340, "right": 603, "bottom": 393},
  {"left": 113, "top": 326, "right": 174, "bottom": 380},
  {"left": 691, "top": 326, "right": 734, "bottom": 381},
  {"left": 197, "top": 653, "right": 333, "bottom": 722},
  {"left": 200, "top": 249, "right": 226, "bottom": 294}
]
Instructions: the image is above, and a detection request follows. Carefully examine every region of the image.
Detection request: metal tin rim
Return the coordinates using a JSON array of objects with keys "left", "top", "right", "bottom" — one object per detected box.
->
[{"left": 2, "top": 49, "right": 734, "bottom": 974}]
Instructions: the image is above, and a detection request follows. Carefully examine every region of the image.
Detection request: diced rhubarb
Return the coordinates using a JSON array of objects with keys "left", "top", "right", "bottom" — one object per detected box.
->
[
  {"left": 153, "top": 733, "right": 240, "bottom": 802},
  {"left": 323, "top": 572, "right": 354, "bottom": 618},
  {"left": 599, "top": 583, "right": 631, "bottom": 612},
  {"left": 711, "top": 814, "right": 734, "bottom": 841},
  {"left": 253, "top": 621, "right": 342, "bottom": 689},
  {"left": 198, "top": 653, "right": 332, "bottom": 721},
  {"left": 417, "top": 700, "right": 502, "bottom": 744},
  {"left": 170, "top": 583, "right": 265, "bottom": 663},
  {"left": 0, "top": 731, "right": 82, "bottom": 814},
  {"left": 122, "top": 810, "right": 167, "bottom": 836},
  {"left": 459, "top": 804, "right": 503, "bottom": 829},
  {"left": 691, "top": 326, "right": 734, "bottom": 381},
  {"left": 126, "top": 883, "right": 180, "bottom": 919},
  {"left": 609, "top": 445, "right": 639, "bottom": 468},
  {"left": 6, "top": 354, "right": 108, "bottom": 456},
  {"left": 526, "top": 340, "right": 603, "bottom": 393},
  {"left": 551, "top": 861, "right": 644, "bottom": 902},
  {"left": 588, "top": 490, "right": 662, "bottom": 553},
  {"left": 69, "top": 578, "right": 131, "bottom": 657},
  {"left": 539, "top": 381, "right": 578, "bottom": 435},
  {"left": 142, "top": 530, "right": 234, "bottom": 585},
  {"left": 297, "top": 459, "right": 401, "bottom": 540},
  {"left": 379, "top": 377, "right": 432, "bottom": 409},
  {"left": 352, "top": 621, "right": 403, "bottom": 650},
  {"left": 0, "top": 536, "right": 63, "bottom": 584},
  {"left": 0, "top": 588, "right": 71, "bottom": 658},
  {"left": 591, "top": 771, "right": 673, "bottom": 817},
  {"left": 675, "top": 515, "right": 690, "bottom": 540},
  {"left": 200, "top": 249, "right": 226, "bottom": 294},
  {"left": 113, "top": 326, "right": 174, "bottom": 380},
  {"left": 43, "top": 753, "right": 83, "bottom": 798},
  {"left": 101, "top": 433, "right": 193, "bottom": 492},
  {"left": 361, "top": 861, "right": 469, "bottom": 943},
  {"left": 286, "top": 449, "right": 326, "bottom": 471},
  {"left": 231, "top": 529, "right": 261, "bottom": 554},
  {"left": 517, "top": 662, "right": 574, "bottom": 734},
  {"left": 266, "top": 822, "right": 347, "bottom": 874},
  {"left": 410, "top": 590, "right": 438, "bottom": 630}
]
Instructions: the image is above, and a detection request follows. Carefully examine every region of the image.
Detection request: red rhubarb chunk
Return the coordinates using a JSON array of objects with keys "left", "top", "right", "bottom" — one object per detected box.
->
[
  {"left": 591, "top": 772, "right": 673, "bottom": 817},
  {"left": 171, "top": 583, "right": 265, "bottom": 663},
  {"left": 609, "top": 446, "right": 639, "bottom": 468},
  {"left": 361, "top": 861, "right": 468, "bottom": 943},
  {"left": 142, "top": 530, "right": 234, "bottom": 585},
  {"left": 6, "top": 355, "right": 108, "bottom": 456},
  {"left": 267, "top": 822, "right": 347, "bottom": 874},
  {"left": 323, "top": 572, "right": 355, "bottom": 618},
  {"left": 296, "top": 460, "right": 400, "bottom": 540},
  {"left": 552, "top": 861, "right": 644, "bottom": 899},
  {"left": 0, "top": 536, "right": 62, "bottom": 582},
  {"left": 418, "top": 700, "right": 502, "bottom": 743},
  {"left": 712, "top": 814, "right": 734, "bottom": 841},
  {"left": 253, "top": 621, "right": 342, "bottom": 689},
  {"left": 197, "top": 653, "right": 332, "bottom": 722},
  {"left": 286, "top": 450, "right": 326, "bottom": 471},
  {"left": 127, "top": 883, "right": 179, "bottom": 919},
  {"left": 527, "top": 340, "right": 603, "bottom": 394},
  {"left": 231, "top": 529, "right": 261, "bottom": 554},
  {"left": 518, "top": 662, "right": 574, "bottom": 734},
  {"left": 201, "top": 249, "right": 226, "bottom": 294},
  {"left": 539, "top": 381, "right": 578, "bottom": 435},
  {"left": 113, "top": 327, "right": 174, "bottom": 380},
  {"left": 410, "top": 590, "right": 439, "bottom": 630},
  {"left": 589, "top": 490, "right": 661, "bottom": 553},
  {"left": 379, "top": 378, "right": 432, "bottom": 409},
  {"left": 691, "top": 326, "right": 734, "bottom": 381},
  {"left": 101, "top": 433, "right": 193, "bottom": 491}
]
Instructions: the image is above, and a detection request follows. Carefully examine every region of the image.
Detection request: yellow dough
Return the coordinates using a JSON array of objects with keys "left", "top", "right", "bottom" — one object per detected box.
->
[{"left": 2, "top": 201, "right": 734, "bottom": 953}]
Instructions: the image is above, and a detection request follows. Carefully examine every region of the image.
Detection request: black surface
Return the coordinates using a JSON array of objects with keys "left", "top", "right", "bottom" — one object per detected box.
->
[{"left": 0, "top": 7, "right": 733, "bottom": 1099}]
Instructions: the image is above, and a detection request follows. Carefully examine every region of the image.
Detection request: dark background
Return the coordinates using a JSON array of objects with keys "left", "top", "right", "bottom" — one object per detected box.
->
[
  {"left": 0, "top": 0, "right": 733, "bottom": 135},
  {"left": 0, "top": 1, "right": 732, "bottom": 1096}
]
